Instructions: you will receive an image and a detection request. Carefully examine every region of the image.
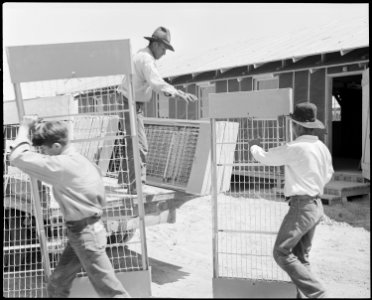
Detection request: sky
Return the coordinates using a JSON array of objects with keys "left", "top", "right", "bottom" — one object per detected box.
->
[{"left": 2, "top": 2, "right": 369, "bottom": 100}]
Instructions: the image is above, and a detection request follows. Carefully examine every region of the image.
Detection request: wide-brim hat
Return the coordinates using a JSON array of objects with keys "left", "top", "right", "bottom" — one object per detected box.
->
[
  {"left": 290, "top": 102, "right": 325, "bottom": 129},
  {"left": 144, "top": 26, "right": 175, "bottom": 51}
]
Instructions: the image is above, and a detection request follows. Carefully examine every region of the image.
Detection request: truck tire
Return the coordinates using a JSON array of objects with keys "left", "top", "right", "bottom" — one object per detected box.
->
[
  {"left": 4, "top": 209, "right": 41, "bottom": 272},
  {"left": 107, "top": 229, "right": 136, "bottom": 244}
]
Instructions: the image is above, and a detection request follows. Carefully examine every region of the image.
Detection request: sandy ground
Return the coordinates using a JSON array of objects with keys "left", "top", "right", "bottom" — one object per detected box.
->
[{"left": 145, "top": 195, "right": 370, "bottom": 298}]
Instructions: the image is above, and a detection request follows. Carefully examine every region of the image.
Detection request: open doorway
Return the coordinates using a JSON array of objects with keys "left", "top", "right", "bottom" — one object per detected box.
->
[{"left": 331, "top": 74, "right": 363, "bottom": 171}]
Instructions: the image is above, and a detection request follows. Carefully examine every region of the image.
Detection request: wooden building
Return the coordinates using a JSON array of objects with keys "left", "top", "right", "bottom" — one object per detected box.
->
[{"left": 143, "top": 15, "right": 369, "bottom": 177}]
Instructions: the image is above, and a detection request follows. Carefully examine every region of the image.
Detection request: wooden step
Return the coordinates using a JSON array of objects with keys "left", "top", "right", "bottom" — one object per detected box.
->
[
  {"left": 324, "top": 180, "right": 370, "bottom": 199},
  {"left": 332, "top": 172, "right": 367, "bottom": 183},
  {"left": 320, "top": 194, "right": 344, "bottom": 205}
]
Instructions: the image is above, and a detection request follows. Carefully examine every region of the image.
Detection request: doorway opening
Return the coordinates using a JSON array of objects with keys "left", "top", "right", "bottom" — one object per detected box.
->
[{"left": 331, "top": 74, "right": 363, "bottom": 172}]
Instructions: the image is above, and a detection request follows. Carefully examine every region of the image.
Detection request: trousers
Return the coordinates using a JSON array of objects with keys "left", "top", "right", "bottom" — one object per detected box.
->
[
  {"left": 47, "top": 218, "right": 130, "bottom": 298},
  {"left": 117, "top": 94, "right": 148, "bottom": 192},
  {"left": 273, "top": 196, "right": 327, "bottom": 298}
]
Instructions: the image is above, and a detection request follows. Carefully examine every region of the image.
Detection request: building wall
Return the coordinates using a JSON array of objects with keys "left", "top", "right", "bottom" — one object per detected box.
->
[{"left": 143, "top": 49, "right": 369, "bottom": 147}]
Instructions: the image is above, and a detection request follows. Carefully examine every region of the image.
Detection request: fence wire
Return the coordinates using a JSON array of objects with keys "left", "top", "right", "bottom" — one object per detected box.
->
[
  {"left": 145, "top": 123, "right": 199, "bottom": 189},
  {"left": 3, "top": 77, "right": 147, "bottom": 297},
  {"left": 213, "top": 116, "right": 292, "bottom": 282}
]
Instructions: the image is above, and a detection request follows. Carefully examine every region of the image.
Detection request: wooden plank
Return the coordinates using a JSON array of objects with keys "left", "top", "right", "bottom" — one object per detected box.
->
[
  {"left": 145, "top": 117, "right": 207, "bottom": 127},
  {"left": 6, "top": 39, "right": 132, "bottom": 83},
  {"left": 185, "top": 122, "right": 212, "bottom": 195},
  {"left": 76, "top": 117, "right": 94, "bottom": 157},
  {"left": 70, "top": 269, "right": 151, "bottom": 298},
  {"left": 361, "top": 68, "right": 370, "bottom": 180},
  {"left": 72, "top": 116, "right": 87, "bottom": 154},
  {"left": 3, "top": 95, "right": 77, "bottom": 125},
  {"left": 216, "top": 121, "right": 240, "bottom": 192},
  {"left": 186, "top": 121, "right": 239, "bottom": 195},
  {"left": 215, "top": 121, "right": 227, "bottom": 193},
  {"left": 97, "top": 116, "right": 120, "bottom": 174},
  {"left": 213, "top": 278, "right": 294, "bottom": 298},
  {"left": 84, "top": 116, "right": 102, "bottom": 162},
  {"left": 208, "top": 89, "right": 293, "bottom": 119}
]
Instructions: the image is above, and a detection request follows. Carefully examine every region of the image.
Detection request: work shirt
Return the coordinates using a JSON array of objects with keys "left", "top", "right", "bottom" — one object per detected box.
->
[
  {"left": 9, "top": 128, "right": 105, "bottom": 222},
  {"left": 117, "top": 47, "right": 178, "bottom": 103},
  {"left": 250, "top": 135, "right": 334, "bottom": 197}
]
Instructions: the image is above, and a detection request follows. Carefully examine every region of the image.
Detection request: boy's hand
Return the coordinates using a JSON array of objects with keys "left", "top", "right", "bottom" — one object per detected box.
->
[{"left": 21, "top": 115, "right": 40, "bottom": 128}]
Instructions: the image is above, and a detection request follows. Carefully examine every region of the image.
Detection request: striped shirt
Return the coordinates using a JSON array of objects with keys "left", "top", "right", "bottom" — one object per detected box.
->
[{"left": 250, "top": 135, "right": 334, "bottom": 197}]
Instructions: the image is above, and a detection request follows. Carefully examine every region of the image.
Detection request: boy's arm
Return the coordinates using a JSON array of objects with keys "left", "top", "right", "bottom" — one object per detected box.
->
[
  {"left": 9, "top": 115, "right": 38, "bottom": 160},
  {"left": 9, "top": 116, "right": 62, "bottom": 185}
]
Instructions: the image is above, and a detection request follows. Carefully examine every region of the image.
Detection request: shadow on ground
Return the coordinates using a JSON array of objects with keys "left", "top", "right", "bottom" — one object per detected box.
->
[
  {"left": 323, "top": 194, "right": 370, "bottom": 231},
  {"left": 149, "top": 257, "right": 190, "bottom": 285}
]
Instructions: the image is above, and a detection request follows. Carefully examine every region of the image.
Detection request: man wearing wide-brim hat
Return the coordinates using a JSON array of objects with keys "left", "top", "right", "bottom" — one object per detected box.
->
[
  {"left": 117, "top": 26, "right": 198, "bottom": 193},
  {"left": 250, "top": 102, "right": 334, "bottom": 298}
]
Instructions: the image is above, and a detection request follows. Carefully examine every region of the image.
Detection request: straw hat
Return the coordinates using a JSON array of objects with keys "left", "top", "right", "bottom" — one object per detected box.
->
[
  {"left": 144, "top": 26, "right": 174, "bottom": 51},
  {"left": 290, "top": 102, "right": 325, "bottom": 129}
]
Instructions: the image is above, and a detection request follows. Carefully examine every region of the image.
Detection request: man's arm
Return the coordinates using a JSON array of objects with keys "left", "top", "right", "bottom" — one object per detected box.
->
[
  {"left": 250, "top": 144, "right": 290, "bottom": 166},
  {"left": 143, "top": 58, "right": 198, "bottom": 103}
]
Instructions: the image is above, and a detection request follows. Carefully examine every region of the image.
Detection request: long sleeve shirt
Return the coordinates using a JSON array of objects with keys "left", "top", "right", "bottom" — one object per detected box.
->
[
  {"left": 9, "top": 127, "right": 105, "bottom": 222},
  {"left": 118, "top": 47, "right": 178, "bottom": 103},
  {"left": 250, "top": 135, "right": 334, "bottom": 197}
]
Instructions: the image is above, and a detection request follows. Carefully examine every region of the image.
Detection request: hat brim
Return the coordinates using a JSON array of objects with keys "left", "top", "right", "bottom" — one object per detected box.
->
[
  {"left": 291, "top": 118, "right": 325, "bottom": 129},
  {"left": 144, "top": 36, "right": 174, "bottom": 51}
]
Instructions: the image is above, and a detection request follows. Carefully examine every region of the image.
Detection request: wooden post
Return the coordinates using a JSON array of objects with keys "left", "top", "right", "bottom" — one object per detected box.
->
[
  {"left": 210, "top": 118, "right": 219, "bottom": 278},
  {"left": 126, "top": 72, "right": 149, "bottom": 271},
  {"left": 13, "top": 83, "right": 52, "bottom": 280}
]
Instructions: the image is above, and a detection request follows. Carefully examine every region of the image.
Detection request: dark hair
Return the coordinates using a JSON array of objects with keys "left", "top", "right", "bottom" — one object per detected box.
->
[{"left": 31, "top": 121, "right": 69, "bottom": 147}]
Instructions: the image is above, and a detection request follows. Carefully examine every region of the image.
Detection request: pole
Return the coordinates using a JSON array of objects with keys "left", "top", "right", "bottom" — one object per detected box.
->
[
  {"left": 126, "top": 74, "right": 149, "bottom": 271},
  {"left": 210, "top": 118, "right": 219, "bottom": 278},
  {"left": 13, "top": 83, "right": 52, "bottom": 280}
]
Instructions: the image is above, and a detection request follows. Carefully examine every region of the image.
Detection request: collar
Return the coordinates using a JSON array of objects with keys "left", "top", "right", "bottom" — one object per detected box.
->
[
  {"left": 295, "top": 135, "right": 319, "bottom": 141},
  {"left": 141, "top": 46, "right": 155, "bottom": 59},
  {"left": 60, "top": 144, "right": 78, "bottom": 155}
]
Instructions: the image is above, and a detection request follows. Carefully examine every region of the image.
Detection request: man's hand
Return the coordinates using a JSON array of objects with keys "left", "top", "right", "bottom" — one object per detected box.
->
[
  {"left": 175, "top": 90, "right": 198, "bottom": 103},
  {"left": 250, "top": 138, "right": 262, "bottom": 148}
]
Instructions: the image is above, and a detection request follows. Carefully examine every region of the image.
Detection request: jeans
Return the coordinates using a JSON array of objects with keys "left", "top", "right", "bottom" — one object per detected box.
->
[
  {"left": 117, "top": 94, "right": 148, "bottom": 191},
  {"left": 47, "top": 219, "right": 130, "bottom": 298},
  {"left": 273, "top": 196, "right": 327, "bottom": 298}
]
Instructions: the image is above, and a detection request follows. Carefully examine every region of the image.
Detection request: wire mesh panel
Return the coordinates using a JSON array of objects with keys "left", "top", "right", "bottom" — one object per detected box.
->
[
  {"left": 209, "top": 90, "right": 295, "bottom": 297},
  {"left": 4, "top": 40, "right": 150, "bottom": 298},
  {"left": 144, "top": 118, "right": 238, "bottom": 195},
  {"left": 4, "top": 125, "right": 48, "bottom": 297},
  {"left": 214, "top": 117, "right": 290, "bottom": 281},
  {"left": 145, "top": 119, "right": 200, "bottom": 189}
]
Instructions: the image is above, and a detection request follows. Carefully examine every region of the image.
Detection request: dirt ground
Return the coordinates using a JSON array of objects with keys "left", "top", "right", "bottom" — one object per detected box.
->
[{"left": 146, "top": 194, "right": 370, "bottom": 298}]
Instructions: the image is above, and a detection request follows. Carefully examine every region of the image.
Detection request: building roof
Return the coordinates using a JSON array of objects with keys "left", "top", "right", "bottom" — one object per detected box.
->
[
  {"left": 157, "top": 14, "right": 369, "bottom": 79},
  {"left": 4, "top": 14, "right": 368, "bottom": 101}
]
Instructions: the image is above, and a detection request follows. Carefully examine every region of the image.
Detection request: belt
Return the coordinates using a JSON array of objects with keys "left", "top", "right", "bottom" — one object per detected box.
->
[
  {"left": 66, "top": 215, "right": 101, "bottom": 233},
  {"left": 286, "top": 195, "right": 319, "bottom": 201}
]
